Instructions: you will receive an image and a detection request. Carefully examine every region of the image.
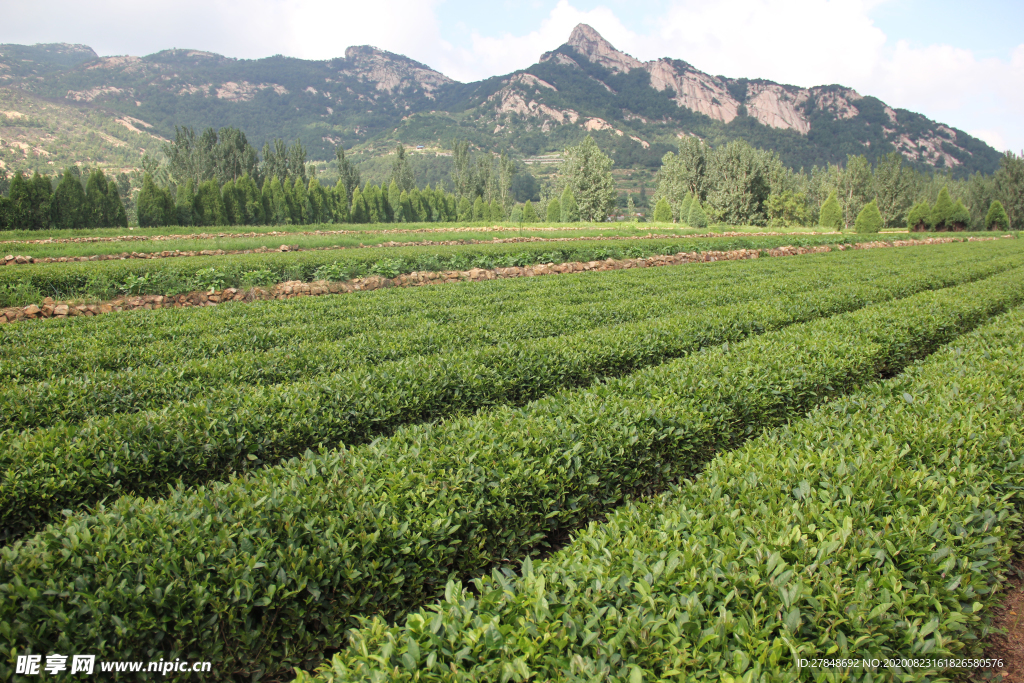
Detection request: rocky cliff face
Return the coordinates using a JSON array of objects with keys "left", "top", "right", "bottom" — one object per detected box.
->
[{"left": 339, "top": 46, "right": 453, "bottom": 97}]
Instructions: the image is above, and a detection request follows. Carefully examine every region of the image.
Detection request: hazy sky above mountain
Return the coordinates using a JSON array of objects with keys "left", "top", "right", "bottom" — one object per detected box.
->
[{"left": 3, "top": 0, "right": 1022, "bottom": 154}]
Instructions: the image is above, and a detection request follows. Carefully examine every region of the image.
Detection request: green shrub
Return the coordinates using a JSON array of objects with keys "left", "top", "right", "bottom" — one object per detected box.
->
[
  {"left": 986, "top": 200, "right": 1011, "bottom": 230},
  {"left": 907, "top": 200, "right": 931, "bottom": 230},
  {"left": 0, "top": 278, "right": 41, "bottom": 308},
  {"left": 298, "top": 305, "right": 1024, "bottom": 682},
  {"left": 5, "top": 272, "right": 1023, "bottom": 681},
  {"left": 241, "top": 269, "right": 279, "bottom": 288},
  {"left": 950, "top": 199, "right": 971, "bottom": 229},
  {"left": 854, "top": 198, "right": 883, "bottom": 233},
  {"left": 930, "top": 185, "right": 954, "bottom": 230},
  {"left": 188, "top": 267, "right": 228, "bottom": 293}
]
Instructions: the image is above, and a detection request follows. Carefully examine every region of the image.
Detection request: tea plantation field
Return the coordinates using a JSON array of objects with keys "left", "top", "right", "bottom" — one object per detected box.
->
[{"left": 1, "top": 239, "right": 1023, "bottom": 681}]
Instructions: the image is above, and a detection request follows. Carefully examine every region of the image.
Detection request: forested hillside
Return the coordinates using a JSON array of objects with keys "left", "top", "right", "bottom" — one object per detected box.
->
[{"left": 0, "top": 25, "right": 1003, "bottom": 177}]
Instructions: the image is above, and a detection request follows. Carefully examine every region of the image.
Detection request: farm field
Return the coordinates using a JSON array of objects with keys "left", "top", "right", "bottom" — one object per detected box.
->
[
  {"left": 1, "top": 238, "right": 1023, "bottom": 681},
  {"left": 0, "top": 232, "right": 1002, "bottom": 308}
]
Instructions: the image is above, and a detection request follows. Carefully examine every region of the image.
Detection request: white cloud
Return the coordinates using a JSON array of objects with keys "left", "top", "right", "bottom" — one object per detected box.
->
[{"left": 428, "top": 0, "right": 637, "bottom": 82}]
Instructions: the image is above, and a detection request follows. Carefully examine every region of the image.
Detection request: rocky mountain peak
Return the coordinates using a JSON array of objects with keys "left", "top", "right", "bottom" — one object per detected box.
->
[
  {"left": 564, "top": 24, "right": 643, "bottom": 74},
  {"left": 341, "top": 45, "right": 453, "bottom": 96}
]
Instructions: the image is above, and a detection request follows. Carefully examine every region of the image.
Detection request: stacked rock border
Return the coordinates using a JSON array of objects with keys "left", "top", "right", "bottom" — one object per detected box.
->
[{"left": 0, "top": 236, "right": 1010, "bottom": 324}]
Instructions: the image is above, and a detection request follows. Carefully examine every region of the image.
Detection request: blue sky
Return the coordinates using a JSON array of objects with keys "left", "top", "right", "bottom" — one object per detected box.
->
[{"left": 3, "top": 0, "right": 1022, "bottom": 153}]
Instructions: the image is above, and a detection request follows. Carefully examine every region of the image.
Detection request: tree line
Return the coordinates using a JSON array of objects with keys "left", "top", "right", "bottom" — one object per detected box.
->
[
  {"left": 652, "top": 137, "right": 1023, "bottom": 230},
  {"left": 0, "top": 167, "right": 128, "bottom": 231}
]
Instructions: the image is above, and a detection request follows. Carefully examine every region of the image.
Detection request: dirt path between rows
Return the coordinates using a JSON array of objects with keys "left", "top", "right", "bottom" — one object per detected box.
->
[
  {"left": 0, "top": 226, "right": 836, "bottom": 247},
  {"left": 0, "top": 236, "right": 1011, "bottom": 325}
]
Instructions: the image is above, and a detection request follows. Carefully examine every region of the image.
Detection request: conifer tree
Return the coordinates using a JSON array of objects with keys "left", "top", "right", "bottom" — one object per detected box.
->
[
  {"left": 457, "top": 196, "right": 472, "bottom": 223},
  {"left": 929, "top": 186, "right": 954, "bottom": 230},
  {"left": 221, "top": 179, "right": 240, "bottom": 225},
  {"left": 28, "top": 172, "right": 52, "bottom": 230},
  {"left": 240, "top": 175, "right": 264, "bottom": 225},
  {"left": 330, "top": 180, "right": 349, "bottom": 224},
  {"left": 106, "top": 183, "right": 128, "bottom": 229},
  {"left": 350, "top": 187, "right": 368, "bottom": 223},
  {"left": 7, "top": 171, "right": 30, "bottom": 230},
  {"left": 308, "top": 178, "right": 330, "bottom": 224},
  {"left": 678, "top": 193, "right": 693, "bottom": 224},
  {"left": 388, "top": 179, "right": 403, "bottom": 222},
  {"left": 687, "top": 199, "right": 708, "bottom": 228},
  {"left": 546, "top": 198, "right": 560, "bottom": 222},
  {"left": 560, "top": 186, "right": 579, "bottom": 222},
  {"left": 472, "top": 196, "right": 485, "bottom": 221},
  {"left": 818, "top": 190, "right": 842, "bottom": 229},
  {"left": 854, "top": 199, "right": 883, "bottom": 233},
  {"left": 84, "top": 169, "right": 109, "bottom": 228},
  {"left": 653, "top": 198, "right": 672, "bottom": 222},
  {"left": 627, "top": 195, "right": 636, "bottom": 220},
  {"left": 985, "top": 200, "right": 1010, "bottom": 231},
  {"left": 949, "top": 199, "right": 970, "bottom": 230},
  {"left": 290, "top": 177, "right": 309, "bottom": 224},
  {"left": 906, "top": 201, "right": 930, "bottom": 231},
  {"left": 136, "top": 173, "right": 164, "bottom": 228},
  {"left": 176, "top": 178, "right": 195, "bottom": 226},
  {"left": 490, "top": 198, "right": 503, "bottom": 222},
  {"left": 400, "top": 191, "right": 412, "bottom": 224},
  {"left": 194, "top": 179, "right": 227, "bottom": 226},
  {"left": 523, "top": 200, "right": 537, "bottom": 222},
  {"left": 51, "top": 168, "right": 88, "bottom": 229},
  {"left": 0, "top": 196, "right": 11, "bottom": 231}
]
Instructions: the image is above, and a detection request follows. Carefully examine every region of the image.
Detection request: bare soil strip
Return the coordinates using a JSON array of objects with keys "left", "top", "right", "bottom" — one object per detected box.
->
[
  {"left": 973, "top": 562, "right": 1024, "bottom": 682},
  {"left": 0, "top": 236, "right": 1008, "bottom": 325},
  {"left": 0, "top": 226, "right": 835, "bottom": 248},
  {"left": 0, "top": 231, "right": 844, "bottom": 268}
]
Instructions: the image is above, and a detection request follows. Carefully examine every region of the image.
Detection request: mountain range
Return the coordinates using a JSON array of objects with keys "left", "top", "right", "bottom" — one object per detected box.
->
[{"left": 0, "top": 25, "right": 1002, "bottom": 177}]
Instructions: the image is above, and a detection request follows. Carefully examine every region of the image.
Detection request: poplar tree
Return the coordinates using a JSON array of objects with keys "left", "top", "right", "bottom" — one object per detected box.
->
[
  {"left": 558, "top": 135, "right": 614, "bottom": 221},
  {"left": 390, "top": 144, "right": 414, "bottom": 193},
  {"left": 335, "top": 145, "right": 361, "bottom": 202}
]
